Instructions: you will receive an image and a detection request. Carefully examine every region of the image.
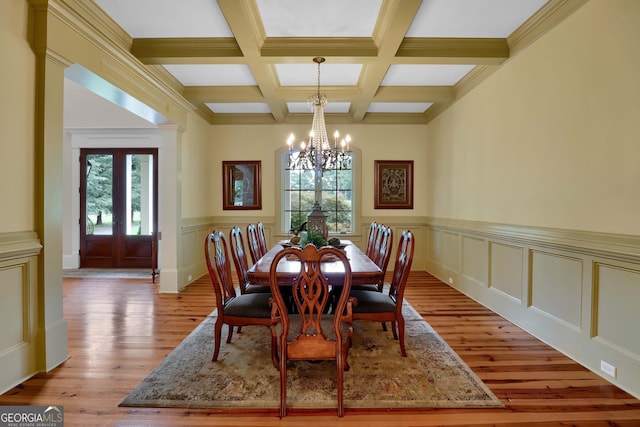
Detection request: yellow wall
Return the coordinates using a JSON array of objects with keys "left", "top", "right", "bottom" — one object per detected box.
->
[
  {"left": 424, "top": 0, "right": 640, "bottom": 398},
  {"left": 0, "top": 0, "right": 35, "bottom": 231},
  {"left": 427, "top": 0, "right": 640, "bottom": 236},
  {"left": 181, "top": 112, "right": 218, "bottom": 219},
  {"left": 203, "top": 124, "right": 428, "bottom": 219}
]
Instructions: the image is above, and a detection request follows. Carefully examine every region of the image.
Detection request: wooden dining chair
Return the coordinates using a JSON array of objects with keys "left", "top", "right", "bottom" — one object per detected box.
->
[
  {"left": 352, "top": 225, "right": 393, "bottom": 293},
  {"left": 365, "top": 221, "right": 378, "bottom": 258},
  {"left": 257, "top": 221, "right": 268, "bottom": 256},
  {"left": 246, "top": 223, "right": 265, "bottom": 264},
  {"left": 229, "top": 226, "right": 270, "bottom": 294},
  {"left": 350, "top": 229, "right": 415, "bottom": 357},
  {"left": 269, "top": 244, "right": 355, "bottom": 418},
  {"left": 204, "top": 230, "right": 276, "bottom": 364}
]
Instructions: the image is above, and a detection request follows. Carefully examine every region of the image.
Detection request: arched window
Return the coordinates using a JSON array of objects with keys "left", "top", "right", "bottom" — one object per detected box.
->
[{"left": 279, "top": 149, "right": 357, "bottom": 235}]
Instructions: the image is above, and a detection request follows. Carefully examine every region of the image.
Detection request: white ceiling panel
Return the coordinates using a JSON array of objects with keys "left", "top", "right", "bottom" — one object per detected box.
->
[
  {"left": 256, "top": 0, "right": 382, "bottom": 37},
  {"left": 206, "top": 103, "right": 272, "bottom": 114},
  {"left": 287, "top": 102, "right": 351, "bottom": 114},
  {"left": 406, "top": 0, "right": 549, "bottom": 38},
  {"left": 382, "top": 64, "right": 476, "bottom": 86},
  {"left": 94, "top": 0, "right": 233, "bottom": 38},
  {"left": 368, "top": 102, "right": 433, "bottom": 113},
  {"left": 163, "top": 64, "right": 257, "bottom": 86},
  {"left": 276, "top": 63, "right": 363, "bottom": 86}
]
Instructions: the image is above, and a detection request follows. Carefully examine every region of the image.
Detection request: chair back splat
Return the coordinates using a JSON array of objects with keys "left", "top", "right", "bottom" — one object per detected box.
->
[
  {"left": 373, "top": 225, "right": 393, "bottom": 289},
  {"left": 229, "top": 226, "right": 270, "bottom": 294},
  {"left": 269, "top": 244, "right": 354, "bottom": 417},
  {"left": 257, "top": 221, "right": 268, "bottom": 256},
  {"left": 365, "top": 221, "right": 378, "bottom": 258},
  {"left": 246, "top": 223, "right": 265, "bottom": 264}
]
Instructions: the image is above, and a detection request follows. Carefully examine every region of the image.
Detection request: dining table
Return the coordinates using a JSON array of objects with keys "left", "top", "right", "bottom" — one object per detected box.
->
[{"left": 247, "top": 239, "right": 383, "bottom": 287}]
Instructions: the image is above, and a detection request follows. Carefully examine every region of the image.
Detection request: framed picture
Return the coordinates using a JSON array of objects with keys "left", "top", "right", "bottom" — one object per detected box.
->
[
  {"left": 374, "top": 160, "right": 414, "bottom": 209},
  {"left": 222, "top": 161, "right": 262, "bottom": 210}
]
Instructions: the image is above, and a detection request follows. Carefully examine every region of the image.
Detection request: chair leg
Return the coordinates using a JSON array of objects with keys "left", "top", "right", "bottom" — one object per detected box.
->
[
  {"left": 226, "top": 324, "right": 234, "bottom": 343},
  {"left": 397, "top": 317, "right": 407, "bottom": 357},
  {"left": 337, "top": 353, "right": 345, "bottom": 417},
  {"left": 279, "top": 346, "right": 287, "bottom": 418},
  {"left": 212, "top": 317, "right": 224, "bottom": 361},
  {"left": 390, "top": 320, "right": 398, "bottom": 340},
  {"left": 270, "top": 329, "right": 279, "bottom": 369}
]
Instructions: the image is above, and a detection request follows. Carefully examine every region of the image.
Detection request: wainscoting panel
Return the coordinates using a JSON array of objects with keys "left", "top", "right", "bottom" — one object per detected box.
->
[
  {"left": 181, "top": 220, "right": 215, "bottom": 289},
  {"left": 594, "top": 263, "right": 640, "bottom": 358},
  {"left": 427, "top": 227, "right": 442, "bottom": 266},
  {"left": 0, "top": 232, "right": 42, "bottom": 394},
  {"left": 489, "top": 242, "right": 524, "bottom": 302},
  {"left": 461, "top": 235, "right": 487, "bottom": 288},
  {"left": 530, "top": 250, "right": 583, "bottom": 330},
  {"left": 442, "top": 231, "right": 460, "bottom": 275},
  {"left": 424, "top": 218, "right": 640, "bottom": 398},
  {"left": 0, "top": 264, "right": 27, "bottom": 353}
]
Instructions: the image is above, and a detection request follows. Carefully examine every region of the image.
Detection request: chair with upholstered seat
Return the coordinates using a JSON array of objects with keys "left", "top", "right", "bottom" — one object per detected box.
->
[
  {"left": 205, "top": 230, "right": 275, "bottom": 364},
  {"left": 350, "top": 229, "right": 415, "bottom": 357},
  {"left": 352, "top": 225, "right": 393, "bottom": 293},
  {"left": 246, "top": 223, "right": 266, "bottom": 264},
  {"left": 229, "top": 226, "right": 270, "bottom": 294},
  {"left": 269, "top": 244, "right": 355, "bottom": 418}
]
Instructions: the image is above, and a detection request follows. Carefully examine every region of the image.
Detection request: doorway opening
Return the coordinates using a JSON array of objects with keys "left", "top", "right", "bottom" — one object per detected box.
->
[{"left": 80, "top": 148, "right": 158, "bottom": 268}]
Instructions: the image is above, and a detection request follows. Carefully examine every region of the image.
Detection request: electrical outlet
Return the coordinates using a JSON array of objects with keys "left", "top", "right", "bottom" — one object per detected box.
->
[
  {"left": 600, "top": 360, "right": 617, "bottom": 378},
  {"left": 448, "top": 277, "right": 454, "bottom": 284},
  {"left": 187, "top": 274, "right": 193, "bottom": 282}
]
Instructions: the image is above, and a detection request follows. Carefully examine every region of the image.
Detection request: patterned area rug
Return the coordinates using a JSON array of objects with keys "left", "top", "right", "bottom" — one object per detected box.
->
[{"left": 120, "top": 302, "right": 502, "bottom": 410}]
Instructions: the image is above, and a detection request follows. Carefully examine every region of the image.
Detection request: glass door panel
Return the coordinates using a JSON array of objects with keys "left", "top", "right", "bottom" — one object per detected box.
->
[
  {"left": 125, "top": 153, "right": 154, "bottom": 236},
  {"left": 85, "top": 154, "right": 113, "bottom": 236}
]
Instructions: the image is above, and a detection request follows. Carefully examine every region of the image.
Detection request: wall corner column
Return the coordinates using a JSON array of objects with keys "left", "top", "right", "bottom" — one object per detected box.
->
[{"left": 157, "top": 124, "right": 183, "bottom": 293}]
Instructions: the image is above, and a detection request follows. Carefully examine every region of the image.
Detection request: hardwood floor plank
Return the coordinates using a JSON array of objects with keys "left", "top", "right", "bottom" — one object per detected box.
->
[{"left": 1, "top": 271, "right": 639, "bottom": 426}]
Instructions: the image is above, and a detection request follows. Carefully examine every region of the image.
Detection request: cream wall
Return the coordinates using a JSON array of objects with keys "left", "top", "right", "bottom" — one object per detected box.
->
[
  {"left": 1, "top": 0, "right": 35, "bottom": 232},
  {"left": 181, "top": 113, "right": 217, "bottom": 219},
  {"left": 427, "top": 0, "right": 640, "bottom": 236},
  {"left": 0, "top": 0, "right": 44, "bottom": 393},
  {"left": 425, "top": 0, "right": 640, "bottom": 398},
  {"left": 201, "top": 123, "right": 428, "bottom": 219}
]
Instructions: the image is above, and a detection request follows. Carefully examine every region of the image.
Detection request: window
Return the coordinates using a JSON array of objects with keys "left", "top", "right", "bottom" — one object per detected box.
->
[{"left": 282, "top": 152, "right": 354, "bottom": 234}]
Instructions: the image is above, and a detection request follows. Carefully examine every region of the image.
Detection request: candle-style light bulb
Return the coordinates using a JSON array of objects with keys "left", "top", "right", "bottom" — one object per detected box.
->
[
  {"left": 287, "top": 133, "right": 295, "bottom": 149},
  {"left": 300, "top": 141, "right": 306, "bottom": 150},
  {"left": 334, "top": 130, "right": 339, "bottom": 147},
  {"left": 340, "top": 139, "right": 346, "bottom": 153},
  {"left": 345, "top": 134, "right": 351, "bottom": 151}
]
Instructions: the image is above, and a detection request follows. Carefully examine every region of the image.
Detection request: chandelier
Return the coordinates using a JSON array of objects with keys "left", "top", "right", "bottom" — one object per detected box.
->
[{"left": 286, "top": 57, "right": 352, "bottom": 172}]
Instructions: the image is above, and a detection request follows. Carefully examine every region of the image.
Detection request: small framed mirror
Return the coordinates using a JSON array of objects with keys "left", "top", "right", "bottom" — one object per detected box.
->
[{"left": 222, "top": 161, "right": 262, "bottom": 210}]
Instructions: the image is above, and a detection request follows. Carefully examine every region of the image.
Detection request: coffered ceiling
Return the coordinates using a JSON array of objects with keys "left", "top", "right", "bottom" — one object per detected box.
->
[{"left": 90, "top": 0, "right": 571, "bottom": 125}]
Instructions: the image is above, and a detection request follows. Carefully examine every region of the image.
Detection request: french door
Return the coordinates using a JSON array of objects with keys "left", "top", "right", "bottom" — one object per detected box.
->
[{"left": 80, "top": 148, "right": 158, "bottom": 268}]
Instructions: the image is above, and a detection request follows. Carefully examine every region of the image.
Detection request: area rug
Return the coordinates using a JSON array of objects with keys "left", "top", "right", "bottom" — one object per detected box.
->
[{"left": 120, "top": 301, "right": 502, "bottom": 410}]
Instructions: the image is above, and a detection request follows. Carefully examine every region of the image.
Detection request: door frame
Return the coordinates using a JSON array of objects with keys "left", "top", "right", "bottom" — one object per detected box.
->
[{"left": 64, "top": 129, "right": 163, "bottom": 269}]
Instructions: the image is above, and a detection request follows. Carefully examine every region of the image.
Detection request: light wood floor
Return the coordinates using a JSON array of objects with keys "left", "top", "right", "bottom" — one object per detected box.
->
[{"left": 2, "top": 271, "right": 639, "bottom": 426}]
